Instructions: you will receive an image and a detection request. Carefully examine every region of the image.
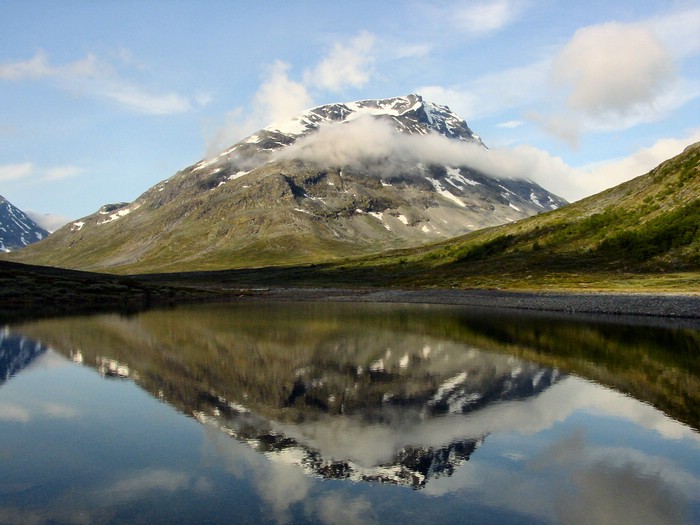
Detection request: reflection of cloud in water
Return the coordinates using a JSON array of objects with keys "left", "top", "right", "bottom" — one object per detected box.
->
[
  {"left": 0, "top": 400, "right": 77, "bottom": 422},
  {"left": 539, "top": 430, "right": 692, "bottom": 525},
  {"left": 25, "top": 349, "right": 73, "bottom": 371},
  {"left": 100, "top": 468, "right": 212, "bottom": 503},
  {"left": 272, "top": 376, "right": 699, "bottom": 474},
  {"left": 202, "top": 424, "right": 376, "bottom": 525},
  {"left": 429, "top": 376, "right": 700, "bottom": 443},
  {"left": 425, "top": 426, "right": 699, "bottom": 525},
  {"left": 0, "top": 401, "right": 30, "bottom": 422},
  {"left": 315, "top": 493, "right": 376, "bottom": 525},
  {"left": 556, "top": 457, "right": 686, "bottom": 525}
]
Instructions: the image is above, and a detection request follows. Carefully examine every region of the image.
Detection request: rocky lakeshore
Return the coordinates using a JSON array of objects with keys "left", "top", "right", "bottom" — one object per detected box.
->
[{"left": 228, "top": 287, "right": 700, "bottom": 321}]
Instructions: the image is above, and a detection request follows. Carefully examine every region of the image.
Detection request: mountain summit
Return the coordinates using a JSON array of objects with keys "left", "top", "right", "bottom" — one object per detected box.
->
[
  {"left": 8, "top": 95, "right": 566, "bottom": 273},
  {"left": 0, "top": 196, "right": 49, "bottom": 253}
]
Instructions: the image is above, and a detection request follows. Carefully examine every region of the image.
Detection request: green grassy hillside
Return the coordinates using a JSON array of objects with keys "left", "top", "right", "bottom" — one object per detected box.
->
[
  {"left": 3, "top": 143, "right": 698, "bottom": 294},
  {"left": 160, "top": 142, "right": 699, "bottom": 292},
  {"left": 330, "top": 142, "right": 700, "bottom": 290}
]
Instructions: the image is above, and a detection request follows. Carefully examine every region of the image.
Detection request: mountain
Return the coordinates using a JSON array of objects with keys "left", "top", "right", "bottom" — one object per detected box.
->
[
  {"left": 404, "top": 141, "right": 700, "bottom": 282},
  {"left": 6, "top": 94, "right": 565, "bottom": 273},
  {"left": 0, "top": 195, "right": 49, "bottom": 252},
  {"left": 227, "top": 140, "right": 696, "bottom": 290}
]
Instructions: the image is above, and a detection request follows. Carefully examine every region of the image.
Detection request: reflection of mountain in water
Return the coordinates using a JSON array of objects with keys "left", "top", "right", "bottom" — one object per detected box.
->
[
  {"left": 191, "top": 348, "right": 557, "bottom": 488},
  {"left": 10, "top": 303, "right": 561, "bottom": 489},
  {"left": 0, "top": 327, "right": 48, "bottom": 383}
]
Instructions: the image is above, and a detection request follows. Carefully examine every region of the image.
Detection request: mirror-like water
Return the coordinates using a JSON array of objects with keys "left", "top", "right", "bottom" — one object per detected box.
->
[{"left": 1, "top": 302, "right": 699, "bottom": 524}]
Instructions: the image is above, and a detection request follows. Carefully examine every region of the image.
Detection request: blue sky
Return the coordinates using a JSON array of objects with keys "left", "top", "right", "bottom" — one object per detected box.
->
[{"left": 1, "top": 0, "right": 699, "bottom": 229}]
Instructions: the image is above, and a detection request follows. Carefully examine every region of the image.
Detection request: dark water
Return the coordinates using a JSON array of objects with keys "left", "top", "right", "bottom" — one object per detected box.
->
[{"left": 1, "top": 302, "right": 699, "bottom": 525}]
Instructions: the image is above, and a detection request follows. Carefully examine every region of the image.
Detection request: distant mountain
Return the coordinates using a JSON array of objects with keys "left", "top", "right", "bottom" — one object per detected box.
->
[
  {"left": 0, "top": 195, "right": 49, "bottom": 252},
  {"left": 6, "top": 94, "right": 565, "bottom": 273}
]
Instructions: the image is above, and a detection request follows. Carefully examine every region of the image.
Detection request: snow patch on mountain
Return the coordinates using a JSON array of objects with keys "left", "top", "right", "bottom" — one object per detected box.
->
[{"left": 0, "top": 195, "right": 50, "bottom": 252}]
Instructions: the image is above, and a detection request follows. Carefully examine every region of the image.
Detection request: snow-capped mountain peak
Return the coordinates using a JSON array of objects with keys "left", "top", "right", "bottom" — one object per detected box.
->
[
  {"left": 269, "top": 94, "right": 481, "bottom": 141},
  {"left": 223, "top": 94, "right": 484, "bottom": 160},
  {"left": 8, "top": 95, "right": 566, "bottom": 272},
  {"left": 0, "top": 195, "right": 49, "bottom": 253}
]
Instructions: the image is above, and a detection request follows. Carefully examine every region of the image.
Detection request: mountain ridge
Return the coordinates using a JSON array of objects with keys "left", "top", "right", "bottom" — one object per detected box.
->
[{"left": 6, "top": 94, "right": 565, "bottom": 273}]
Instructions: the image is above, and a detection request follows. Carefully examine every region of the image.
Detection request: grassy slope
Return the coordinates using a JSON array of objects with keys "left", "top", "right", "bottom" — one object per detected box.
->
[
  {"left": 3, "top": 143, "right": 698, "bottom": 294},
  {"left": 299, "top": 142, "right": 700, "bottom": 291}
]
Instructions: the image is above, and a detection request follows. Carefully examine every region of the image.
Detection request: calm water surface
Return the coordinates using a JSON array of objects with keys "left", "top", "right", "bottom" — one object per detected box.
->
[{"left": 1, "top": 302, "right": 699, "bottom": 524}]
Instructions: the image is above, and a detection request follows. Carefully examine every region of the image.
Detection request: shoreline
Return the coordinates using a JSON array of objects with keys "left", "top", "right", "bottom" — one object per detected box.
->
[{"left": 229, "top": 286, "right": 700, "bottom": 320}]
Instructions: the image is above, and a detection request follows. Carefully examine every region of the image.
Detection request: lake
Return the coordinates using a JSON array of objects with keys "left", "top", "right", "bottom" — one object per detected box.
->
[{"left": 1, "top": 301, "right": 699, "bottom": 524}]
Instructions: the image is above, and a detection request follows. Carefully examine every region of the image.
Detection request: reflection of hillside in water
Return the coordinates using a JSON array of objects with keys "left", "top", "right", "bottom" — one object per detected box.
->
[{"left": 9, "top": 303, "right": 560, "bottom": 489}]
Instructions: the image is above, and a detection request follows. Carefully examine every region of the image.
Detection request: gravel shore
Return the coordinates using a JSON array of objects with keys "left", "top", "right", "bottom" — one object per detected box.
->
[{"left": 235, "top": 287, "right": 700, "bottom": 320}]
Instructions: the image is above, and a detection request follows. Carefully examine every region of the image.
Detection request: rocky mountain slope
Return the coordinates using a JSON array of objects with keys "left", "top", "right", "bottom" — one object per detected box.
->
[
  {"left": 253, "top": 140, "right": 697, "bottom": 290},
  {"left": 7, "top": 95, "right": 565, "bottom": 273},
  {"left": 0, "top": 195, "right": 49, "bottom": 252}
]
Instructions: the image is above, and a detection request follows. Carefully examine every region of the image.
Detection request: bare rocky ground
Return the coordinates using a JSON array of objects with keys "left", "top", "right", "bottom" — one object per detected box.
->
[{"left": 231, "top": 286, "right": 700, "bottom": 321}]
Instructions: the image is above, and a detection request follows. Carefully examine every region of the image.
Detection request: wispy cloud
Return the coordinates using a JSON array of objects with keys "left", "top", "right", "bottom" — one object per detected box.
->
[
  {"left": 0, "top": 50, "right": 99, "bottom": 80},
  {"left": 451, "top": 0, "right": 525, "bottom": 36},
  {"left": 25, "top": 210, "right": 72, "bottom": 231},
  {"left": 0, "top": 162, "right": 33, "bottom": 182},
  {"left": 0, "top": 162, "right": 85, "bottom": 183},
  {"left": 497, "top": 120, "right": 525, "bottom": 129},
  {"left": 101, "top": 84, "right": 194, "bottom": 115},
  {"left": 0, "top": 50, "right": 205, "bottom": 115},
  {"left": 43, "top": 165, "right": 86, "bottom": 181}
]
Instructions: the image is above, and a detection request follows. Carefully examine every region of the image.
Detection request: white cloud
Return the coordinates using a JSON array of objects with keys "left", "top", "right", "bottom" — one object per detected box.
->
[
  {"left": 44, "top": 165, "right": 85, "bottom": 181},
  {"left": 569, "top": 129, "right": 700, "bottom": 200},
  {"left": 0, "top": 50, "right": 100, "bottom": 80},
  {"left": 0, "top": 162, "right": 34, "bottom": 182},
  {"left": 526, "top": 111, "right": 582, "bottom": 148},
  {"left": 0, "top": 50, "right": 202, "bottom": 115},
  {"left": 25, "top": 211, "right": 72, "bottom": 232},
  {"left": 0, "top": 162, "right": 86, "bottom": 184},
  {"left": 507, "top": 129, "right": 700, "bottom": 201},
  {"left": 203, "top": 61, "right": 313, "bottom": 157},
  {"left": 101, "top": 84, "right": 193, "bottom": 115},
  {"left": 497, "top": 120, "right": 525, "bottom": 129},
  {"left": 387, "top": 42, "right": 433, "bottom": 60},
  {"left": 278, "top": 116, "right": 567, "bottom": 185},
  {"left": 256, "top": 61, "right": 313, "bottom": 125},
  {"left": 305, "top": 31, "right": 376, "bottom": 92},
  {"left": 451, "top": 0, "right": 524, "bottom": 35},
  {"left": 278, "top": 116, "right": 700, "bottom": 203},
  {"left": 552, "top": 22, "right": 676, "bottom": 118}
]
